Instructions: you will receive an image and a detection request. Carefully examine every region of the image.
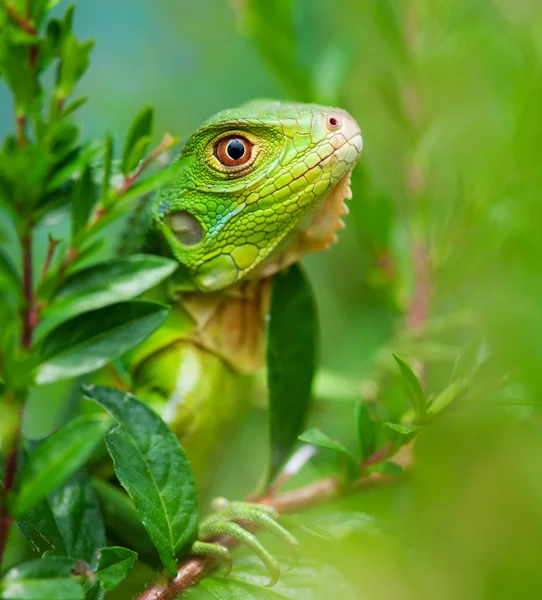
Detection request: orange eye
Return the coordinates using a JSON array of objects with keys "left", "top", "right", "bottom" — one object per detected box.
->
[{"left": 215, "top": 136, "right": 253, "bottom": 167}]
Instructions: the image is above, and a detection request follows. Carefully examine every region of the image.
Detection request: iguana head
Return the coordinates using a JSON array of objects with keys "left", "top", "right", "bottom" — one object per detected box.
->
[{"left": 151, "top": 101, "right": 362, "bottom": 292}]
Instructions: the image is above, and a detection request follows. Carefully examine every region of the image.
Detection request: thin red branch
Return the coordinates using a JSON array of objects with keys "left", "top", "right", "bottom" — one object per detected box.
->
[
  {"left": 0, "top": 407, "right": 22, "bottom": 570},
  {"left": 117, "top": 133, "right": 175, "bottom": 196},
  {"left": 5, "top": 3, "right": 36, "bottom": 35},
  {"left": 40, "top": 235, "right": 60, "bottom": 281},
  {"left": 137, "top": 444, "right": 413, "bottom": 600}
]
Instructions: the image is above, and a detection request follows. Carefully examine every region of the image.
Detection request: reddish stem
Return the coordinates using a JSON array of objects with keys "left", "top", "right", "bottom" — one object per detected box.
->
[
  {"left": 5, "top": 3, "right": 36, "bottom": 35},
  {"left": 118, "top": 133, "right": 175, "bottom": 196},
  {"left": 40, "top": 235, "right": 60, "bottom": 281},
  {"left": 0, "top": 411, "right": 22, "bottom": 570}
]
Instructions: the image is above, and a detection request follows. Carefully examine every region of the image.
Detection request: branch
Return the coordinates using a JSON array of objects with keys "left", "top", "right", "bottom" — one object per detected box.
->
[
  {"left": 0, "top": 405, "right": 22, "bottom": 570},
  {"left": 136, "top": 444, "right": 412, "bottom": 600}
]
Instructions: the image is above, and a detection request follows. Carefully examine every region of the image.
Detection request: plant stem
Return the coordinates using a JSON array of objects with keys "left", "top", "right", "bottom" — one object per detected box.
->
[
  {"left": 40, "top": 235, "right": 60, "bottom": 281},
  {"left": 117, "top": 133, "right": 175, "bottom": 196},
  {"left": 21, "top": 223, "right": 37, "bottom": 348},
  {"left": 0, "top": 406, "right": 22, "bottom": 571},
  {"left": 136, "top": 444, "right": 412, "bottom": 600}
]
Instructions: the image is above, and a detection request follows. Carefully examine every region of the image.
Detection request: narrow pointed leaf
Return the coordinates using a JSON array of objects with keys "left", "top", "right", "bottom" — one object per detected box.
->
[
  {"left": 266, "top": 264, "right": 317, "bottom": 483},
  {"left": 392, "top": 353, "right": 427, "bottom": 419},
  {"left": 298, "top": 428, "right": 358, "bottom": 481},
  {"left": 355, "top": 399, "right": 376, "bottom": 460},
  {"left": 14, "top": 415, "right": 111, "bottom": 517},
  {"left": 35, "top": 300, "right": 169, "bottom": 384},
  {"left": 95, "top": 546, "right": 137, "bottom": 591},
  {"left": 121, "top": 106, "right": 153, "bottom": 174},
  {"left": 38, "top": 255, "right": 177, "bottom": 337},
  {"left": 84, "top": 386, "right": 199, "bottom": 575}
]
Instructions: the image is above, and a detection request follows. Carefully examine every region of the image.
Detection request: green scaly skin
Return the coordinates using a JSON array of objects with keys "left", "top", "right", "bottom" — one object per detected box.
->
[{"left": 117, "top": 100, "right": 362, "bottom": 581}]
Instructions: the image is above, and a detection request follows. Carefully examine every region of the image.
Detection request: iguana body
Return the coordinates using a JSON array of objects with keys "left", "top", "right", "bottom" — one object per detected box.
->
[{"left": 122, "top": 101, "right": 362, "bottom": 492}]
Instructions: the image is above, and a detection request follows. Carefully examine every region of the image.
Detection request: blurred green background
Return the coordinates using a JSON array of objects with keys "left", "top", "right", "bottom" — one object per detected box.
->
[{"left": 3, "top": 0, "right": 542, "bottom": 597}]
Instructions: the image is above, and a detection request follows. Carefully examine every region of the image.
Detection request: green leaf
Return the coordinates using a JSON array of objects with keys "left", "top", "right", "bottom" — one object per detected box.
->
[
  {"left": 56, "top": 34, "right": 93, "bottom": 101},
  {"left": 266, "top": 264, "right": 317, "bottom": 483},
  {"left": 35, "top": 300, "right": 170, "bottom": 384},
  {"left": 95, "top": 546, "right": 137, "bottom": 591},
  {"left": 100, "top": 134, "right": 113, "bottom": 205},
  {"left": 38, "top": 255, "right": 177, "bottom": 337},
  {"left": 392, "top": 353, "right": 427, "bottom": 420},
  {"left": 121, "top": 106, "right": 153, "bottom": 174},
  {"left": 17, "top": 469, "right": 105, "bottom": 562},
  {"left": 299, "top": 428, "right": 358, "bottom": 481},
  {"left": 84, "top": 386, "right": 199, "bottom": 575},
  {"left": 427, "top": 378, "right": 467, "bottom": 417},
  {"left": 382, "top": 422, "right": 422, "bottom": 436},
  {"left": 368, "top": 461, "right": 403, "bottom": 476},
  {"left": 198, "top": 556, "right": 358, "bottom": 600},
  {"left": 48, "top": 470, "right": 106, "bottom": 565},
  {"left": 355, "top": 399, "right": 376, "bottom": 460},
  {"left": 0, "top": 557, "right": 83, "bottom": 600},
  {"left": 71, "top": 163, "right": 96, "bottom": 238},
  {"left": 124, "top": 134, "right": 151, "bottom": 173},
  {"left": 92, "top": 479, "right": 159, "bottom": 566},
  {"left": 14, "top": 415, "right": 111, "bottom": 517}
]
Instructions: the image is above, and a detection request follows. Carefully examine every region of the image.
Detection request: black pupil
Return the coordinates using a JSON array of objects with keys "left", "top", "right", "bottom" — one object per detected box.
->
[{"left": 227, "top": 139, "right": 245, "bottom": 160}]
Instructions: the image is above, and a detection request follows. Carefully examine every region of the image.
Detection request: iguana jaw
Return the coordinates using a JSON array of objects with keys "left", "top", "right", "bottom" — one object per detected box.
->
[{"left": 252, "top": 169, "right": 355, "bottom": 279}]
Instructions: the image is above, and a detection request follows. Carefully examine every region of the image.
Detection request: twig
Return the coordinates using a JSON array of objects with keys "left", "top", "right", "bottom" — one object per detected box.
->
[
  {"left": 0, "top": 406, "right": 22, "bottom": 571},
  {"left": 4, "top": 3, "right": 36, "bottom": 35},
  {"left": 40, "top": 235, "right": 60, "bottom": 281},
  {"left": 117, "top": 133, "right": 175, "bottom": 196},
  {"left": 136, "top": 445, "right": 412, "bottom": 600}
]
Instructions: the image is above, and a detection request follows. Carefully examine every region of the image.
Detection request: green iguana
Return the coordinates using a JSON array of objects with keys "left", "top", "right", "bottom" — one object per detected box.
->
[{"left": 105, "top": 100, "right": 362, "bottom": 582}]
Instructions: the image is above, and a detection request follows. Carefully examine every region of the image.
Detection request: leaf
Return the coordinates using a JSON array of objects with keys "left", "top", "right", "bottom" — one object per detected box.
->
[
  {"left": 48, "top": 470, "right": 106, "bottom": 565},
  {"left": 427, "top": 378, "right": 467, "bottom": 417},
  {"left": 299, "top": 428, "right": 358, "bottom": 482},
  {"left": 382, "top": 422, "right": 422, "bottom": 436},
  {"left": 38, "top": 255, "right": 177, "bottom": 337},
  {"left": 0, "top": 557, "right": 83, "bottom": 600},
  {"left": 198, "top": 556, "right": 358, "bottom": 600},
  {"left": 14, "top": 415, "right": 111, "bottom": 517},
  {"left": 84, "top": 386, "right": 199, "bottom": 575},
  {"left": 392, "top": 353, "right": 427, "bottom": 420},
  {"left": 121, "top": 106, "right": 153, "bottom": 174},
  {"left": 355, "top": 399, "right": 376, "bottom": 460},
  {"left": 100, "top": 134, "right": 113, "bottom": 205},
  {"left": 35, "top": 300, "right": 170, "bottom": 384},
  {"left": 71, "top": 163, "right": 96, "bottom": 238},
  {"left": 95, "top": 546, "right": 137, "bottom": 591},
  {"left": 124, "top": 134, "right": 151, "bottom": 173},
  {"left": 266, "top": 264, "right": 317, "bottom": 483},
  {"left": 368, "top": 461, "right": 403, "bottom": 476},
  {"left": 17, "top": 469, "right": 104, "bottom": 562}
]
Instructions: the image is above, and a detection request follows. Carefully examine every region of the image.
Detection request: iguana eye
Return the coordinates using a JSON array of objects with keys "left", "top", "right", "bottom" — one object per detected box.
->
[
  {"left": 215, "top": 136, "right": 253, "bottom": 167},
  {"left": 167, "top": 211, "right": 204, "bottom": 246}
]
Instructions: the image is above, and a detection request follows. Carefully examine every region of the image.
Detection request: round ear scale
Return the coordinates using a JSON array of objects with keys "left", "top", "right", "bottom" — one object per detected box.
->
[
  {"left": 167, "top": 211, "right": 204, "bottom": 246},
  {"left": 215, "top": 136, "right": 253, "bottom": 167}
]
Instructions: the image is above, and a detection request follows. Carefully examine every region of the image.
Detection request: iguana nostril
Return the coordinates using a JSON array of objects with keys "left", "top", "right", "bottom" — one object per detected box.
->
[
  {"left": 326, "top": 114, "right": 341, "bottom": 130},
  {"left": 167, "top": 211, "right": 204, "bottom": 246}
]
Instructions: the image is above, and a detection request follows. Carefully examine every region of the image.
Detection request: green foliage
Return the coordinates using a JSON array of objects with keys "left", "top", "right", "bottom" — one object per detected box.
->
[
  {"left": 94, "top": 546, "right": 137, "bottom": 591},
  {"left": 14, "top": 415, "right": 110, "bottom": 516},
  {"left": 2, "top": 0, "right": 542, "bottom": 598},
  {"left": 266, "top": 264, "right": 317, "bottom": 483},
  {"left": 84, "top": 386, "right": 198, "bottom": 575}
]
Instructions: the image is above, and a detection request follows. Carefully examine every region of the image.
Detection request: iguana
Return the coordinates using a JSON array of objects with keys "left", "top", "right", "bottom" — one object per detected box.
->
[{"left": 105, "top": 100, "right": 362, "bottom": 582}]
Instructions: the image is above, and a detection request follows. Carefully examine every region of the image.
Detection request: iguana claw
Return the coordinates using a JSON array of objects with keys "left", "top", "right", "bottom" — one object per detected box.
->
[{"left": 191, "top": 499, "right": 299, "bottom": 586}]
